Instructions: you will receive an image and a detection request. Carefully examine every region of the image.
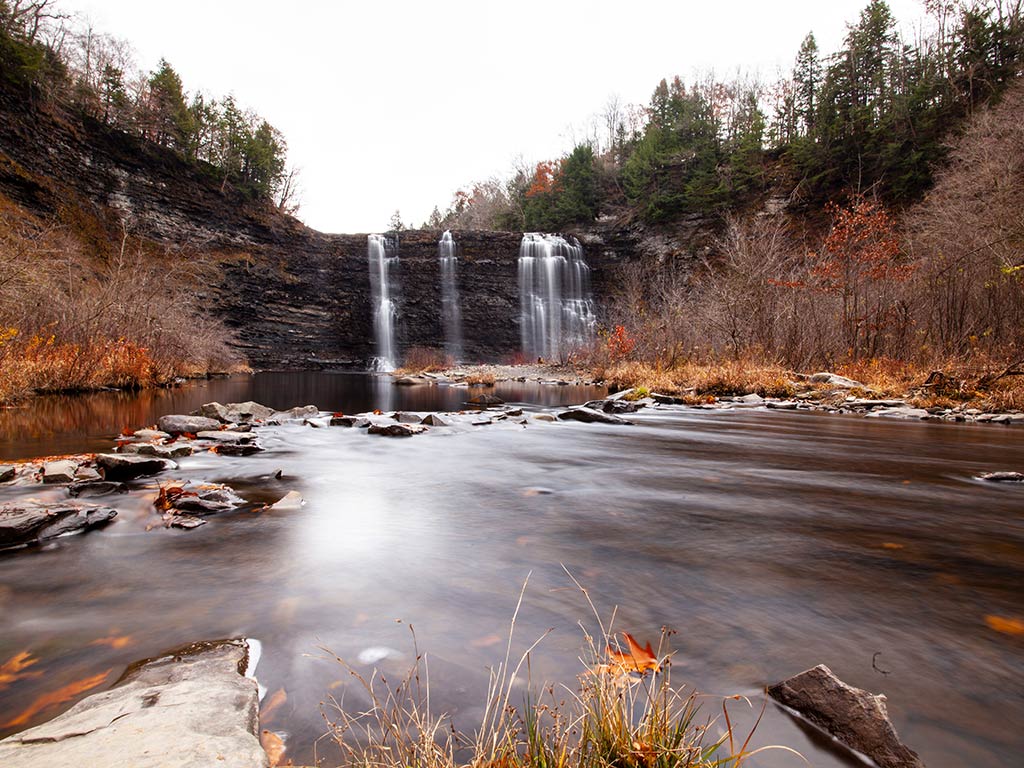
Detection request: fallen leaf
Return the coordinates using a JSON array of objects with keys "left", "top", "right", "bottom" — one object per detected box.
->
[
  {"left": 261, "top": 729, "right": 286, "bottom": 767},
  {"left": 604, "top": 632, "right": 660, "bottom": 675},
  {"left": 0, "top": 651, "right": 41, "bottom": 690},
  {"left": 985, "top": 615, "right": 1024, "bottom": 636},
  {"left": 2, "top": 669, "right": 111, "bottom": 727},
  {"left": 261, "top": 687, "right": 287, "bottom": 723},
  {"left": 90, "top": 635, "right": 133, "bottom": 650},
  {"left": 881, "top": 542, "right": 904, "bottom": 550}
]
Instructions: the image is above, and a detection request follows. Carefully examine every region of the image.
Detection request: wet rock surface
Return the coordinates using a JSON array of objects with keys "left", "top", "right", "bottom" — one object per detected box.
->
[
  {"left": 96, "top": 454, "right": 176, "bottom": 481},
  {"left": 0, "top": 639, "right": 267, "bottom": 768},
  {"left": 557, "top": 407, "right": 633, "bottom": 425},
  {"left": 0, "top": 501, "right": 116, "bottom": 549},
  {"left": 769, "top": 665, "right": 925, "bottom": 768},
  {"left": 157, "top": 414, "right": 222, "bottom": 435}
]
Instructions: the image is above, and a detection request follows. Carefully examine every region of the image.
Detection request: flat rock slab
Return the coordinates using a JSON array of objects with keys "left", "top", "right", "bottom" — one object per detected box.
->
[
  {"left": 0, "top": 639, "right": 267, "bottom": 768},
  {"left": 768, "top": 664, "right": 924, "bottom": 768},
  {"left": 0, "top": 502, "right": 116, "bottom": 550},
  {"left": 195, "top": 430, "right": 256, "bottom": 444},
  {"left": 157, "top": 414, "right": 223, "bottom": 435},
  {"left": 198, "top": 401, "right": 275, "bottom": 423},
  {"left": 42, "top": 459, "right": 79, "bottom": 484},
  {"left": 557, "top": 407, "right": 632, "bottom": 425},
  {"left": 96, "top": 454, "right": 176, "bottom": 481}
]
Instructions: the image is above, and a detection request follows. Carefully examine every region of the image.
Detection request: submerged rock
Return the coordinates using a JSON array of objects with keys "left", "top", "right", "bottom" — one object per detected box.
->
[
  {"left": 468, "top": 393, "right": 504, "bottom": 406},
  {"left": 157, "top": 414, "right": 222, "bottom": 435},
  {"left": 68, "top": 480, "right": 128, "bottom": 498},
  {"left": 96, "top": 453, "right": 176, "bottom": 481},
  {"left": 768, "top": 664, "right": 924, "bottom": 768},
  {"left": 330, "top": 415, "right": 371, "bottom": 428},
  {"left": 0, "top": 639, "right": 266, "bottom": 768},
  {"left": 213, "top": 443, "right": 264, "bottom": 456},
  {"left": 556, "top": 407, "right": 632, "bottom": 425},
  {"left": 978, "top": 471, "right": 1024, "bottom": 483},
  {"left": 0, "top": 502, "right": 117, "bottom": 550}
]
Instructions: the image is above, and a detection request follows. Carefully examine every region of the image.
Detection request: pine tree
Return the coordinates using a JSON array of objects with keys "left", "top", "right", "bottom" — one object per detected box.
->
[{"left": 793, "top": 32, "right": 821, "bottom": 134}]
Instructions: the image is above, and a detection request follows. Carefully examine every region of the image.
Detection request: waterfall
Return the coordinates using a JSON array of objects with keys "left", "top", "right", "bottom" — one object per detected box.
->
[
  {"left": 518, "top": 233, "right": 596, "bottom": 362},
  {"left": 438, "top": 230, "right": 463, "bottom": 361},
  {"left": 367, "top": 234, "right": 399, "bottom": 371}
]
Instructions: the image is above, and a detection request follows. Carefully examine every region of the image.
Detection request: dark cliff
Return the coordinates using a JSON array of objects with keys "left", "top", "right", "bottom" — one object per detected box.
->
[{"left": 0, "top": 78, "right": 694, "bottom": 368}]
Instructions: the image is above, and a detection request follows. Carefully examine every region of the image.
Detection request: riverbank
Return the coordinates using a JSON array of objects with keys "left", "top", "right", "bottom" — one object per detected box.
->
[{"left": 394, "top": 359, "right": 1024, "bottom": 425}]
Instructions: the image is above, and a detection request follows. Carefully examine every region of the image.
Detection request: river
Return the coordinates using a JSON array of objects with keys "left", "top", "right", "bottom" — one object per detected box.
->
[{"left": 0, "top": 372, "right": 1021, "bottom": 766}]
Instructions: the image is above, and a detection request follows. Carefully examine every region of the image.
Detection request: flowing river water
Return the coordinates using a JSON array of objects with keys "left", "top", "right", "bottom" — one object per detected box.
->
[{"left": 0, "top": 372, "right": 1022, "bottom": 766}]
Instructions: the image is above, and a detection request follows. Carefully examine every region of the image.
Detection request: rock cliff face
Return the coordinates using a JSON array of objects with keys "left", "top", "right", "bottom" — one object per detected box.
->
[{"left": 0, "top": 79, "right": 693, "bottom": 368}]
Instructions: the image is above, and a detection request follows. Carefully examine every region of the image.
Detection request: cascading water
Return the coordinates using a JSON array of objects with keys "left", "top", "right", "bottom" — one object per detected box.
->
[
  {"left": 518, "top": 233, "right": 596, "bottom": 362},
  {"left": 438, "top": 230, "right": 463, "bottom": 361},
  {"left": 367, "top": 234, "right": 399, "bottom": 371}
]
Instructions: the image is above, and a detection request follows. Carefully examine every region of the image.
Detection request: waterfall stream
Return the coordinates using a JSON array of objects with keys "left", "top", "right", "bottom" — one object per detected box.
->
[
  {"left": 438, "top": 230, "right": 463, "bottom": 361},
  {"left": 367, "top": 234, "right": 399, "bottom": 371},
  {"left": 518, "top": 233, "right": 596, "bottom": 362}
]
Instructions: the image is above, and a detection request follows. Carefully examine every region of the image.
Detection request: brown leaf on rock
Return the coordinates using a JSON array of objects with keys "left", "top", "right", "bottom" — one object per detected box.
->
[
  {"left": 0, "top": 651, "right": 41, "bottom": 690},
  {"left": 261, "top": 729, "right": 286, "bottom": 767},
  {"left": 2, "top": 669, "right": 111, "bottom": 727}
]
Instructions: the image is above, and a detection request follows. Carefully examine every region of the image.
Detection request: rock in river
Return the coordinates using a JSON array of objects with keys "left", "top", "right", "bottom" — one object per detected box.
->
[
  {"left": 368, "top": 423, "right": 426, "bottom": 437},
  {"left": 0, "top": 501, "right": 117, "bottom": 550},
  {"left": 556, "top": 407, "right": 632, "bottom": 425},
  {"left": 42, "top": 459, "right": 78, "bottom": 484},
  {"left": 96, "top": 454, "right": 176, "bottom": 481},
  {"left": 768, "top": 664, "right": 924, "bottom": 768},
  {"left": 157, "top": 414, "right": 222, "bottom": 435},
  {"left": 978, "top": 471, "right": 1024, "bottom": 483},
  {"left": 0, "top": 639, "right": 267, "bottom": 768}
]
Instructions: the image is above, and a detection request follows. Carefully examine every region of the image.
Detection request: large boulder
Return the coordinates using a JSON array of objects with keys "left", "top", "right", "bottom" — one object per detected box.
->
[
  {"left": 556, "top": 407, "right": 632, "bottom": 425},
  {"left": 0, "top": 502, "right": 116, "bottom": 550},
  {"left": 157, "top": 415, "right": 222, "bottom": 435},
  {"left": 0, "top": 639, "right": 267, "bottom": 768},
  {"left": 96, "top": 454, "right": 176, "bottom": 481},
  {"left": 768, "top": 665, "right": 924, "bottom": 768}
]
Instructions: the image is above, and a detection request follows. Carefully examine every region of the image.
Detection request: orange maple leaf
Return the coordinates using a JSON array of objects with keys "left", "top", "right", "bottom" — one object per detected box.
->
[
  {"left": 261, "top": 729, "right": 286, "bottom": 767},
  {"left": 604, "top": 632, "right": 660, "bottom": 675}
]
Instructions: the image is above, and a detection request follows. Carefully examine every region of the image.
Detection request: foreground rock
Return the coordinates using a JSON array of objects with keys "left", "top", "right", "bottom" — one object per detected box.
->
[
  {"left": 0, "top": 502, "right": 116, "bottom": 550},
  {"left": 0, "top": 639, "right": 267, "bottom": 768},
  {"left": 768, "top": 665, "right": 924, "bottom": 768},
  {"left": 557, "top": 407, "right": 632, "bottom": 425}
]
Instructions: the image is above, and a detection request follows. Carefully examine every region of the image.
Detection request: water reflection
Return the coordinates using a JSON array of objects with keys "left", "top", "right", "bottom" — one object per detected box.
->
[{"left": 0, "top": 378, "right": 1021, "bottom": 767}]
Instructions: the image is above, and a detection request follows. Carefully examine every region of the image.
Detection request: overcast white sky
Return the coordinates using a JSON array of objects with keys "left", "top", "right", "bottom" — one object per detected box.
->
[{"left": 63, "top": 0, "right": 925, "bottom": 233}]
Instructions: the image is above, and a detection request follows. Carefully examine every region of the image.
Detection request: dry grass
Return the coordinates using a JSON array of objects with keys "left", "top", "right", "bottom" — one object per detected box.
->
[
  {"left": 465, "top": 372, "right": 497, "bottom": 387},
  {"left": 591, "top": 355, "right": 1024, "bottom": 411},
  {"left": 318, "top": 578, "right": 788, "bottom": 768},
  {"left": 0, "top": 192, "right": 245, "bottom": 403},
  {"left": 595, "top": 359, "right": 796, "bottom": 399},
  {"left": 395, "top": 347, "right": 454, "bottom": 375}
]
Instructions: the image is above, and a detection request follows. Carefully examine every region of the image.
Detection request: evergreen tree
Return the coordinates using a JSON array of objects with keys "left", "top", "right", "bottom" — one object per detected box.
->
[
  {"left": 145, "top": 59, "right": 192, "bottom": 149},
  {"left": 793, "top": 32, "right": 821, "bottom": 134}
]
